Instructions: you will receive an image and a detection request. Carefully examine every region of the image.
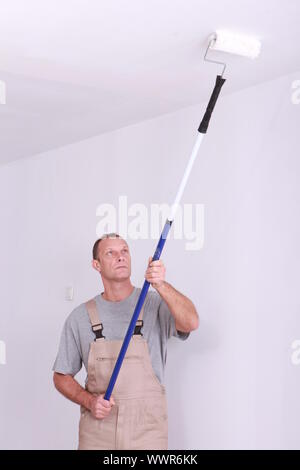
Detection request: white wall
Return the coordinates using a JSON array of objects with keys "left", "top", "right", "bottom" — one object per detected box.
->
[{"left": 0, "top": 70, "right": 299, "bottom": 450}]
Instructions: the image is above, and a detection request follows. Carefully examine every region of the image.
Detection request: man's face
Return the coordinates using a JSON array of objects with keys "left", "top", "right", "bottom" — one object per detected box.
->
[{"left": 93, "top": 237, "right": 131, "bottom": 281}]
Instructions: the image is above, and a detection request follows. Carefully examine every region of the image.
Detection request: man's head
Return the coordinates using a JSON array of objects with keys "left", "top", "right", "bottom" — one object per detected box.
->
[{"left": 92, "top": 233, "right": 131, "bottom": 282}]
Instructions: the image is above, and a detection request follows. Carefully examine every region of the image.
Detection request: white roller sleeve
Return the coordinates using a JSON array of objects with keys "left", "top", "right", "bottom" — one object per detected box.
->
[{"left": 211, "top": 30, "right": 261, "bottom": 59}]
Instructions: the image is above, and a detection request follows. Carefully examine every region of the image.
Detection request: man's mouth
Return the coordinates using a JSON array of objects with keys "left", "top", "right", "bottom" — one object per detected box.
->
[{"left": 115, "top": 265, "right": 127, "bottom": 269}]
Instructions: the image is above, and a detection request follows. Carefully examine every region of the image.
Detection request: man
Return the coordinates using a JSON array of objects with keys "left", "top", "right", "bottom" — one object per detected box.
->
[{"left": 53, "top": 233, "right": 199, "bottom": 450}]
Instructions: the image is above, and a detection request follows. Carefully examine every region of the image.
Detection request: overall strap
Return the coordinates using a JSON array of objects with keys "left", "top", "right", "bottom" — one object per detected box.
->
[
  {"left": 133, "top": 305, "right": 144, "bottom": 336},
  {"left": 86, "top": 298, "right": 145, "bottom": 339},
  {"left": 85, "top": 299, "right": 105, "bottom": 340}
]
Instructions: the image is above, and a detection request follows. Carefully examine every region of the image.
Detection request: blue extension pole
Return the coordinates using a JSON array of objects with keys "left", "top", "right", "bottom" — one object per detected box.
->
[
  {"left": 104, "top": 219, "right": 172, "bottom": 400},
  {"left": 104, "top": 74, "right": 226, "bottom": 401}
]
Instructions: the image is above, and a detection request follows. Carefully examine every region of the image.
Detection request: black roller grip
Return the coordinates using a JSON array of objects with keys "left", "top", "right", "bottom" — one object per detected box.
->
[{"left": 198, "top": 75, "right": 226, "bottom": 134}]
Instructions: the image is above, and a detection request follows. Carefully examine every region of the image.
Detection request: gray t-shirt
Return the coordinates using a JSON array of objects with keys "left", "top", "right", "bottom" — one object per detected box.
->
[{"left": 53, "top": 287, "right": 190, "bottom": 385}]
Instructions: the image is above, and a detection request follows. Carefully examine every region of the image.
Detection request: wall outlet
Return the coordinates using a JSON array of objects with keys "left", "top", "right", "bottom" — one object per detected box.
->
[{"left": 65, "top": 286, "right": 74, "bottom": 301}]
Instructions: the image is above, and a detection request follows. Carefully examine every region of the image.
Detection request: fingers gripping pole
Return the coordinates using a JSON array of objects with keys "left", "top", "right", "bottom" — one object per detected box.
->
[{"left": 104, "top": 75, "right": 226, "bottom": 401}]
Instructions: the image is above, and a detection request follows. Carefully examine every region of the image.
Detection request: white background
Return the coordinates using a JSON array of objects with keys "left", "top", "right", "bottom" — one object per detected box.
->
[{"left": 1, "top": 70, "right": 300, "bottom": 449}]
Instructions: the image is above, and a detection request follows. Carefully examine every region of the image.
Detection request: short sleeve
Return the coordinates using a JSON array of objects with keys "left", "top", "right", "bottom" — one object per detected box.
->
[
  {"left": 52, "top": 315, "right": 83, "bottom": 376},
  {"left": 158, "top": 299, "right": 190, "bottom": 341}
]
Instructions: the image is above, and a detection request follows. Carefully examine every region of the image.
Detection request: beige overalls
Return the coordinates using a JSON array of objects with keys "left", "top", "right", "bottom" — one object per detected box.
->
[{"left": 78, "top": 298, "right": 168, "bottom": 450}]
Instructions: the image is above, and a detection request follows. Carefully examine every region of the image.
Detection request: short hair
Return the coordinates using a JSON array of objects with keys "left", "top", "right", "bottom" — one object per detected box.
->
[{"left": 92, "top": 232, "right": 121, "bottom": 260}]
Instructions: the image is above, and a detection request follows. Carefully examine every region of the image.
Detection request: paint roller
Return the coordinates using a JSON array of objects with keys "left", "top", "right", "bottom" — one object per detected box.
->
[{"left": 104, "top": 30, "right": 262, "bottom": 400}]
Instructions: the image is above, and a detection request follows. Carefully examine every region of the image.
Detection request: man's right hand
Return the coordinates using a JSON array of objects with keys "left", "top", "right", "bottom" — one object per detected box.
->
[
  {"left": 89, "top": 393, "right": 116, "bottom": 420},
  {"left": 53, "top": 373, "right": 116, "bottom": 420}
]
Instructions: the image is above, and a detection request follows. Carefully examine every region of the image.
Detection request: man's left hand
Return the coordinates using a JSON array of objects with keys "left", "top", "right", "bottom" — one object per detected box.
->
[{"left": 145, "top": 257, "right": 166, "bottom": 289}]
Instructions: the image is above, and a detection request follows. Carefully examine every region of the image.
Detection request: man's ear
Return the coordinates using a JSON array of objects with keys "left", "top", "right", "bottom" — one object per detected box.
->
[{"left": 91, "top": 259, "right": 101, "bottom": 272}]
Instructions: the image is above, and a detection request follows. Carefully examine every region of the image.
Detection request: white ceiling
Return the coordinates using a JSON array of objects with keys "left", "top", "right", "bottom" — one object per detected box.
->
[{"left": 0, "top": 0, "right": 299, "bottom": 165}]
